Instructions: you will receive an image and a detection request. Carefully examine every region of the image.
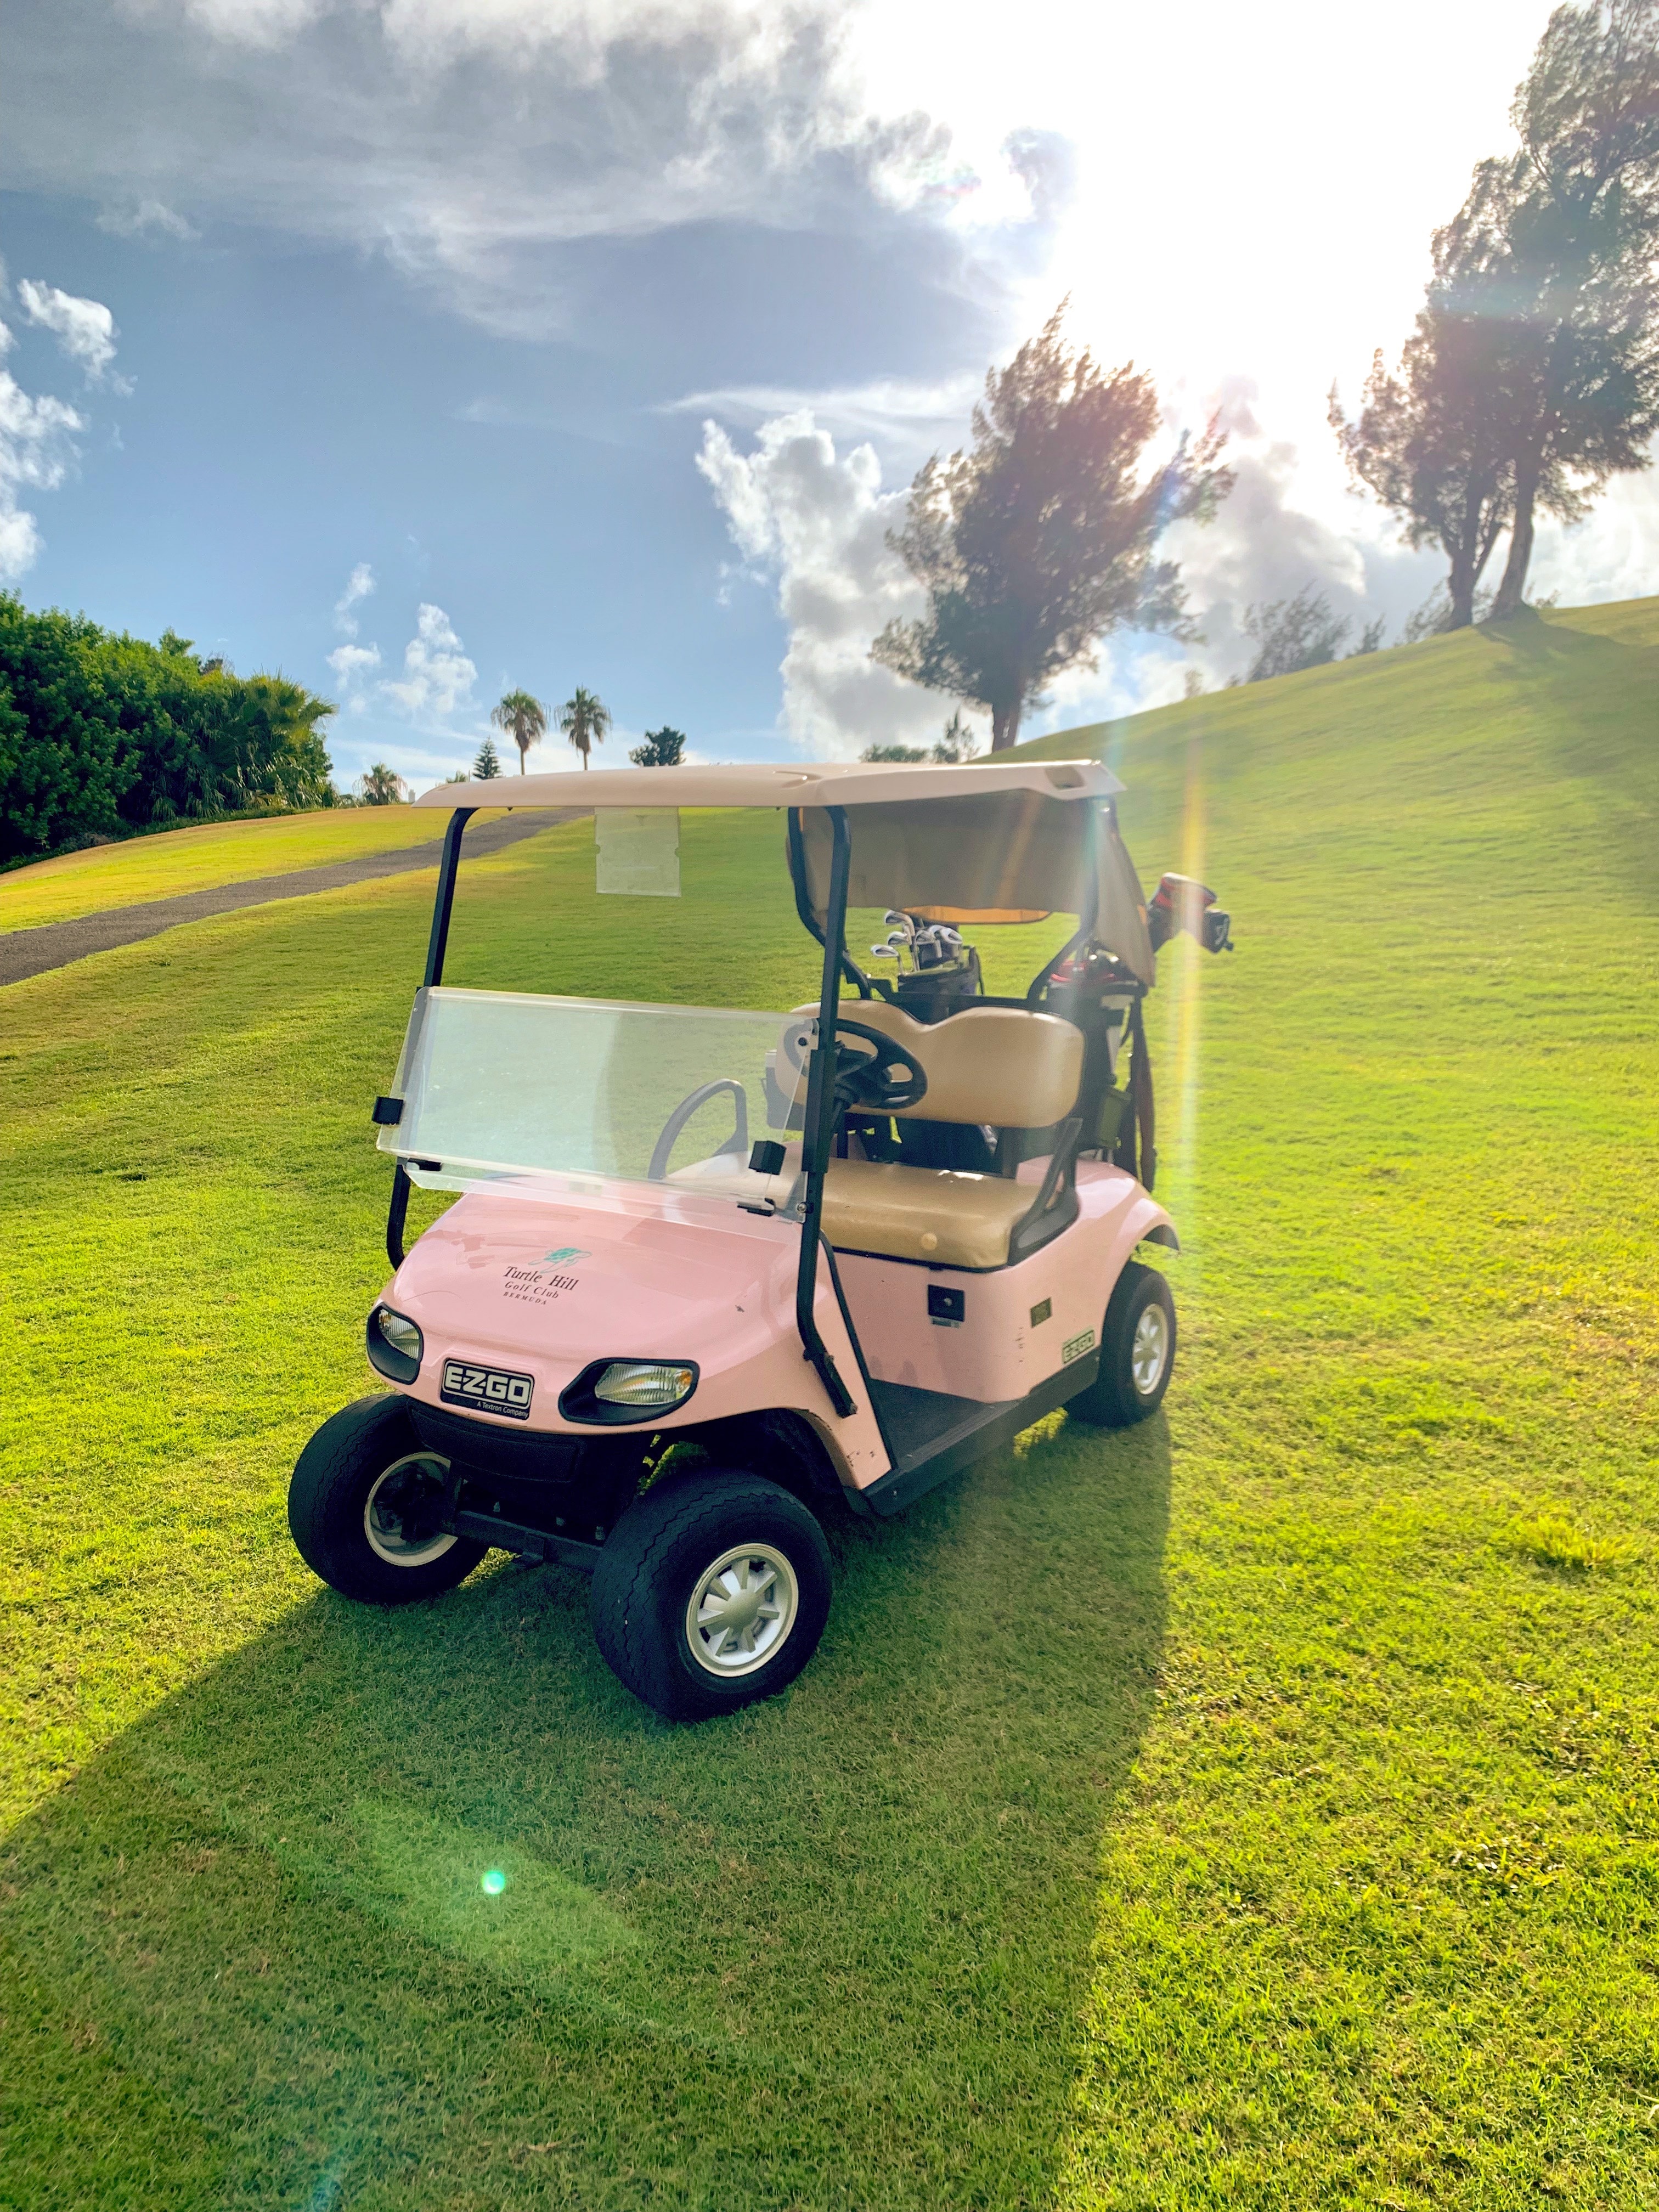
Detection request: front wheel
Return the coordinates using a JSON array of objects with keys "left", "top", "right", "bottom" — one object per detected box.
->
[
  {"left": 1066, "top": 1260, "right": 1176, "bottom": 1429},
  {"left": 288, "top": 1394, "right": 487, "bottom": 1604},
  {"left": 591, "top": 1470, "right": 832, "bottom": 1721}
]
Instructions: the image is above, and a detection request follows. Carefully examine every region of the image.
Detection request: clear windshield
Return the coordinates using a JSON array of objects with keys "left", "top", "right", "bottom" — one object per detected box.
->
[{"left": 380, "top": 986, "right": 812, "bottom": 1207}]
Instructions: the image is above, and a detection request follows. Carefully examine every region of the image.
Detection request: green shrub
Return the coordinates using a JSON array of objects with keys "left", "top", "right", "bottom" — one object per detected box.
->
[{"left": 0, "top": 595, "right": 336, "bottom": 863}]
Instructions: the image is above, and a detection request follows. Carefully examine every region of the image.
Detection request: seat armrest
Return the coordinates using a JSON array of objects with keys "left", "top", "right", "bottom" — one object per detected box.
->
[{"left": 1008, "top": 1118, "right": 1083, "bottom": 1262}]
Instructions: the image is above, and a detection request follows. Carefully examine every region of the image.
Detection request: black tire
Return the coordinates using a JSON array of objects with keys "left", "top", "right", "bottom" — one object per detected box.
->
[
  {"left": 1066, "top": 1260, "right": 1176, "bottom": 1429},
  {"left": 591, "top": 1469, "right": 832, "bottom": 1722},
  {"left": 288, "top": 1393, "right": 487, "bottom": 1605}
]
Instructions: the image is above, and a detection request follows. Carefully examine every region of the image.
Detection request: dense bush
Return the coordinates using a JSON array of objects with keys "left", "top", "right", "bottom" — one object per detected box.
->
[{"left": 0, "top": 595, "right": 337, "bottom": 864}]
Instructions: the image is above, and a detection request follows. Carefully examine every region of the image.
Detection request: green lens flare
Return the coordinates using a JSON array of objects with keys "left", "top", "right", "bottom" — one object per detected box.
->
[{"left": 481, "top": 1867, "right": 507, "bottom": 1897}]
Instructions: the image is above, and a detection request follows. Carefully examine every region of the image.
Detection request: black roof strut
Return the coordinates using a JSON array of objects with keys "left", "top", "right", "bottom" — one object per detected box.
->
[
  {"left": 793, "top": 805, "right": 860, "bottom": 1419},
  {"left": 785, "top": 807, "right": 879, "bottom": 1000},
  {"left": 386, "top": 805, "right": 476, "bottom": 1271}
]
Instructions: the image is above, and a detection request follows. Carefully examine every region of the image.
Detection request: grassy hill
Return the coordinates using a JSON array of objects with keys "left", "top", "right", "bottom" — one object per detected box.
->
[
  {"left": 0, "top": 804, "right": 515, "bottom": 932},
  {"left": 2, "top": 599, "right": 1657, "bottom": 2209}
]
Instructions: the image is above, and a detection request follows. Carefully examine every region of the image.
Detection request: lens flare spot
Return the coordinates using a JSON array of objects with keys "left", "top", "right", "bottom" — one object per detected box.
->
[{"left": 481, "top": 1867, "right": 507, "bottom": 1897}]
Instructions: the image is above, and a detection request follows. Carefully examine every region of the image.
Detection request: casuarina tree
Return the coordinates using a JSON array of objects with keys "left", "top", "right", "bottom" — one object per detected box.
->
[
  {"left": 1340, "top": 2, "right": 1659, "bottom": 624},
  {"left": 557, "top": 686, "right": 612, "bottom": 770},
  {"left": 1485, "top": 0, "right": 1659, "bottom": 615},
  {"left": 1330, "top": 209, "right": 1523, "bottom": 629},
  {"left": 490, "top": 689, "right": 547, "bottom": 774},
  {"left": 1235, "top": 588, "right": 1359, "bottom": 681},
  {"left": 871, "top": 306, "right": 1232, "bottom": 749}
]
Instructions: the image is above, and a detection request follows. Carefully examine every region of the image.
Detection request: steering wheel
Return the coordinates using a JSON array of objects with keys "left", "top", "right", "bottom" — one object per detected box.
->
[
  {"left": 829, "top": 1019, "right": 928, "bottom": 1113},
  {"left": 774, "top": 1013, "right": 930, "bottom": 1116},
  {"left": 647, "top": 1079, "right": 749, "bottom": 1181}
]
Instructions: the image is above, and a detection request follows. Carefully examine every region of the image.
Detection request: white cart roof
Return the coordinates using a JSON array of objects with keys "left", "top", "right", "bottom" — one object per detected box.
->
[
  {"left": 414, "top": 755, "right": 1153, "bottom": 983},
  {"left": 413, "top": 758, "right": 1122, "bottom": 810}
]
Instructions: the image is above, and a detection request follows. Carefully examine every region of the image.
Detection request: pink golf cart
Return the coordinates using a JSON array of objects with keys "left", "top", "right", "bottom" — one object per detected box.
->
[{"left": 287, "top": 761, "right": 1231, "bottom": 1719}]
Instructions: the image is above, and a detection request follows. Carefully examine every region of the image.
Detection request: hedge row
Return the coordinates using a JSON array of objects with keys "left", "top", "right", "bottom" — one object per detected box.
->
[{"left": 0, "top": 594, "right": 337, "bottom": 864}]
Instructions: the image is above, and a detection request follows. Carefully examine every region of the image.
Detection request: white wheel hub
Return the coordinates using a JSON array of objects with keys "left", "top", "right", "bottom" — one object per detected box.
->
[
  {"left": 364, "top": 1453, "right": 456, "bottom": 1567},
  {"left": 686, "top": 1543, "right": 799, "bottom": 1677},
  {"left": 1131, "top": 1305, "right": 1169, "bottom": 1396}
]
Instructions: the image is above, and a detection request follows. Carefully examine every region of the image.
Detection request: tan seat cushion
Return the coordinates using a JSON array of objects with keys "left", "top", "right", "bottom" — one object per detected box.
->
[
  {"left": 822, "top": 1156, "right": 1035, "bottom": 1270},
  {"left": 827, "top": 1000, "right": 1082, "bottom": 1127}
]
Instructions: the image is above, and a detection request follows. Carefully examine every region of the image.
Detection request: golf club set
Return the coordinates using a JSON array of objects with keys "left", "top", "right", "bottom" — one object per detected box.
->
[{"left": 868, "top": 909, "right": 969, "bottom": 977}]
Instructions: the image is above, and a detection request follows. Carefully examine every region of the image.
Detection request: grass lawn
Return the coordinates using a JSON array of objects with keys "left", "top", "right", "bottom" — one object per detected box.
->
[
  {"left": 0, "top": 804, "right": 515, "bottom": 933},
  {"left": 3, "top": 601, "right": 1657, "bottom": 2208}
]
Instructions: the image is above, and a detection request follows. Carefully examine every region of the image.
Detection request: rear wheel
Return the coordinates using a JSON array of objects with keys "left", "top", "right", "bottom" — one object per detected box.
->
[
  {"left": 288, "top": 1395, "right": 487, "bottom": 1604},
  {"left": 1066, "top": 1260, "right": 1176, "bottom": 1429},
  {"left": 591, "top": 1470, "right": 832, "bottom": 1721}
]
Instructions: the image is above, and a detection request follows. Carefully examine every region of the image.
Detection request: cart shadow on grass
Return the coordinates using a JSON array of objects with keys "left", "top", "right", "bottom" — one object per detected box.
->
[{"left": 2, "top": 1414, "right": 1169, "bottom": 2212}]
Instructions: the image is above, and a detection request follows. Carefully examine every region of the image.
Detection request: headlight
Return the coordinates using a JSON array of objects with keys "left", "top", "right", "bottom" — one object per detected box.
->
[
  {"left": 366, "top": 1304, "right": 423, "bottom": 1383},
  {"left": 560, "top": 1357, "right": 699, "bottom": 1424},
  {"left": 594, "top": 1362, "right": 696, "bottom": 1408}
]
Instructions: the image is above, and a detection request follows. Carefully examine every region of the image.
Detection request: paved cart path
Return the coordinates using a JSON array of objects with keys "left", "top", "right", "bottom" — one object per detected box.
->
[{"left": 0, "top": 809, "right": 588, "bottom": 987}]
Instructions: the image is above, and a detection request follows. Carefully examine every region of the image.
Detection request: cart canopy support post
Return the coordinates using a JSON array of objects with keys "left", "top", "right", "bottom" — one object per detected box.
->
[
  {"left": 425, "top": 807, "right": 476, "bottom": 986},
  {"left": 794, "top": 806, "right": 859, "bottom": 1418},
  {"left": 387, "top": 806, "right": 478, "bottom": 1271}
]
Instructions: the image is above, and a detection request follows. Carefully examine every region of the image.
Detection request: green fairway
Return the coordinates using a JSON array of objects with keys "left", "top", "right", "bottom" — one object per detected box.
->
[
  {"left": 3, "top": 601, "right": 1657, "bottom": 2208},
  {"left": 0, "top": 803, "right": 516, "bottom": 932}
]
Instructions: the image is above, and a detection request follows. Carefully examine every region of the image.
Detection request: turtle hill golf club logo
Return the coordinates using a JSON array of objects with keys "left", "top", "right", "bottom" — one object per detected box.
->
[{"left": 501, "top": 1249, "right": 590, "bottom": 1307}]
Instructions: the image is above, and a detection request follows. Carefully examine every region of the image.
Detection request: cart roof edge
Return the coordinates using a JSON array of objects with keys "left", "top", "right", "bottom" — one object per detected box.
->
[{"left": 409, "top": 758, "right": 1124, "bottom": 811}]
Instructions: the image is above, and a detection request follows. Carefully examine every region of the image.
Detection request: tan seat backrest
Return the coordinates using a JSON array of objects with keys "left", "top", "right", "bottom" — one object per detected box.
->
[{"left": 833, "top": 1000, "right": 1083, "bottom": 1128}]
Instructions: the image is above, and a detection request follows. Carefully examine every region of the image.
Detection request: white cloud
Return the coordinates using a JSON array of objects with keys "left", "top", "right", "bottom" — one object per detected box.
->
[
  {"left": 167, "top": 0, "right": 326, "bottom": 46},
  {"left": 1530, "top": 464, "right": 1659, "bottom": 611},
  {"left": 697, "top": 409, "right": 982, "bottom": 759},
  {"left": 95, "top": 198, "right": 199, "bottom": 241},
  {"left": 17, "top": 0, "right": 938, "bottom": 338},
  {"left": 380, "top": 601, "right": 478, "bottom": 719},
  {"left": 333, "top": 560, "right": 375, "bottom": 634},
  {"left": 16, "top": 279, "right": 122, "bottom": 385},
  {"left": 0, "top": 316, "right": 88, "bottom": 584},
  {"left": 667, "top": 373, "right": 981, "bottom": 470},
  {"left": 327, "top": 641, "right": 382, "bottom": 686}
]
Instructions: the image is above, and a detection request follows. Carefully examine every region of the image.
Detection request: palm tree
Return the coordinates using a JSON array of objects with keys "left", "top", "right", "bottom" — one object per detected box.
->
[
  {"left": 357, "top": 762, "right": 407, "bottom": 805},
  {"left": 490, "top": 688, "right": 548, "bottom": 775},
  {"left": 556, "top": 686, "right": 611, "bottom": 771}
]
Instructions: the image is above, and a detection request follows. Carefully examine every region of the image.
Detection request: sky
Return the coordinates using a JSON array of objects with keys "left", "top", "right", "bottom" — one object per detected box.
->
[{"left": 3, "top": 0, "right": 1655, "bottom": 791}]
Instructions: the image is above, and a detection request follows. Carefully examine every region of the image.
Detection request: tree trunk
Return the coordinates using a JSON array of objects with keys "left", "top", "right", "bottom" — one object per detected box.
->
[
  {"left": 1489, "top": 452, "right": 1541, "bottom": 620},
  {"left": 990, "top": 701, "right": 1022, "bottom": 752},
  {"left": 1446, "top": 554, "right": 1476, "bottom": 631},
  {"left": 1445, "top": 487, "right": 1482, "bottom": 629}
]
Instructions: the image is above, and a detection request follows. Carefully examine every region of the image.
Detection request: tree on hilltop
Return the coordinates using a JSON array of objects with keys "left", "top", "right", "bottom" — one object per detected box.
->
[
  {"left": 357, "top": 762, "right": 407, "bottom": 805},
  {"left": 860, "top": 710, "right": 982, "bottom": 764},
  {"left": 1333, "top": 0, "right": 1659, "bottom": 623},
  {"left": 1330, "top": 216, "right": 1523, "bottom": 631},
  {"left": 490, "top": 689, "right": 547, "bottom": 775},
  {"left": 472, "top": 736, "right": 503, "bottom": 779},
  {"left": 872, "top": 305, "right": 1232, "bottom": 750},
  {"left": 1486, "top": 0, "right": 1659, "bottom": 614},
  {"left": 933, "top": 709, "right": 979, "bottom": 760},
  {"left": 629, "top": 725, "right": 687, "bottom": 767},
  {"left": 1233, "top": 586, "right": 1380, "bottom": 684}
]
